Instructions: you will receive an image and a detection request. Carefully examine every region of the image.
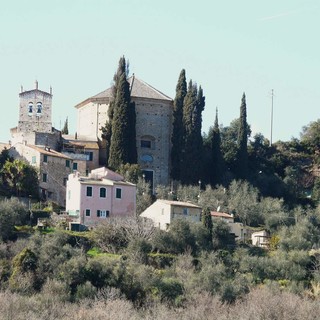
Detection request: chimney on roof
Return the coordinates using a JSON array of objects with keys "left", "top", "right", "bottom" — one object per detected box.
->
[
  {"left": 35, "top": 80, "right": 38, "bottom": 90},
  {"left": 50, "top": 86, "right": 52, "bottom": 95},
  {"left": 20, "top": 85, "right": 23, "bottom": 93}
]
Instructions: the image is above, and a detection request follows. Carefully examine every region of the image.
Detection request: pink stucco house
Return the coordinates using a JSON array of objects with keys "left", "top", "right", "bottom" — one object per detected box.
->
[{"left": 66, "top": 167, "right": 136, "bottom": 227}]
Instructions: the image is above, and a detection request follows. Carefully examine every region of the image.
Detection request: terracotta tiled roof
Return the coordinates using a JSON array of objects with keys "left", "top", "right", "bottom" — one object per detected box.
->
[
  {"left": 28, "top": 145, "right": 72, "bottom": 159},
  {"left": 211, "top": 211, "right": 234, "bottom": 219}
]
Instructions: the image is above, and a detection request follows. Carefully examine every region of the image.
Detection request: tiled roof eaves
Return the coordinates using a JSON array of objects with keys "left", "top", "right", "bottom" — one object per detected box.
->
[
  {"left": 28, "top": 145, "right": 72, "bottom": 159},
  {"left": 132, "top": 96, "right": 173, "bottom": 104},
  {"left": 79, "top": 179, "right": 134, "bottom": 186},
  {"left": 74, "top": 96, "right": 111, "bottom": 109},
  {"left": 159, "top": 199, "right": 201, "bottom": 208}
]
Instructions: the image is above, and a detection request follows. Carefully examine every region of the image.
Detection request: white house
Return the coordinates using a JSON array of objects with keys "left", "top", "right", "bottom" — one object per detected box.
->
[
  {"left": 251, "top": 230, "right": 270, "bottom": 247},
  {"left": 140, "top": 199, "right": 202, "bottom": 230}
]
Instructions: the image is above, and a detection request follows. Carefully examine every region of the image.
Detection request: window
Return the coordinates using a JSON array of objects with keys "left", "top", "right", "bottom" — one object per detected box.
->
[
  {"left": 141, "top": 140, "right": 151, "bottom": 148},
  {"left": 85, "top": 209, "right": 91, "bottom": 217},
  {"left": 100, "top": 187, "right": 106, "bottom": 198},
  {"left": 140, "top": 135, "right": 155, "bottom": 149},
  {"left": 42, "top": 173, "right": 47, "bottom": 182},
  {"left": 66, "top": 160, "right": 70, "bottom": 168},
  {"left": 31, "top": 156, "right": 36, "bottom": 164},
  {"left": 73, "top": 162, "right": 78, "bottom": 170},
  {"left": 36, "top": 102, "right": 42, "bottom": 114},
  {"left": 43, "top": 155, "right": 48, "bottom": 163},
  {"left": 183, "top": 208, "right": 189, "bottom": 215},
  {"left": 28, "top": 102, "right": 33, "bottom": 115},
  {"left": 85, "top": 151, "right": 93, "bottom": 161},
  {"left": 97, "top": 210, "right": 109, "bottom": 218},
  {"left": 116, "top": 188, "right": 122, "bottom": 199},
  {"left": 86, "top": 186, "right": 92, "bottom": 197}
]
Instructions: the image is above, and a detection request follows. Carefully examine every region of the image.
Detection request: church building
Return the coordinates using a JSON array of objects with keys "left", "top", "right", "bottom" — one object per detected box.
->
[{"left": 74, "top": 75, "right": 173, "bottom": 190}]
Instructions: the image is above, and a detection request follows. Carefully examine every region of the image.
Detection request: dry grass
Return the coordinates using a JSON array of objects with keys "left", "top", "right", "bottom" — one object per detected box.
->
[{"left": 0, "top": 286, "right": 319, "bottom": 320}]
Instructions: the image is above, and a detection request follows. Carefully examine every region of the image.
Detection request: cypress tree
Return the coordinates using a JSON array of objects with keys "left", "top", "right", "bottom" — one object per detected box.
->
[
  {"left": 194, "top": 85, "right": 205, "bottom": 166},
  {"left": 108, "top": 57, "right": 137, "bottom": 170},
  {"left": 202, "top": 207, "right": 213, "bottom": 237},
  {"left": 237, "top": 92, "right": 248, "bottom": 179},
  {"left": 61, "top": 117, "right": 69, "bottom": 135},
  {"left": 211, "top": 108, "right": 224, "bottom": 185},
  {"left": 181, "top": 80, "right": 197, "bottom": 184},
  {"left": 181, "top": 81, "right": 205, "bottom": 184},
  {"left": 171, "top": 69, "right": 187, "bottom": 181}
]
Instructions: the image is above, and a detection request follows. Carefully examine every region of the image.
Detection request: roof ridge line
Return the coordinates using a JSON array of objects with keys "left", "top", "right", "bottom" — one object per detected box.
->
[{"left": 129, "top": 76, "right": 172, "bottom": 100}]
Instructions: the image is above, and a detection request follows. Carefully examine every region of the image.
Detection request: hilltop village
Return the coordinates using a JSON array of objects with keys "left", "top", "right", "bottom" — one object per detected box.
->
[
  {"left": 1, "top": 60, "right": 320, "bottom": 319},
  {"left": 5, "top": 75, "right": 172, "bottom": 206}
]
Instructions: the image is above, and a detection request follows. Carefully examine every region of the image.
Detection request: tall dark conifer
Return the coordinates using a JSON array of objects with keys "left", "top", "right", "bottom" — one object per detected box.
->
[
  {"left": 237, "top": 92, "right": 248, "bottom": 179},
  {"left": 171, "top": 69, "right": 187, "bottom": 181},
  {"left": 193, "top": 85, "right": 205, "bottom": 180},
  {"left": 211, "top": 108, "right": 224, "bottom": 185},
  {"left": 108, "top": 57, "right": 137, "bottom": 170},
  {"left": 181, "top": 80, "right": 205, "bottom": 184},
  {"left": 61, "top": 117, "right": 69, "bottom": 135},
  {"left": 202, "top": 207, "right": 213, "bottom": 238}
]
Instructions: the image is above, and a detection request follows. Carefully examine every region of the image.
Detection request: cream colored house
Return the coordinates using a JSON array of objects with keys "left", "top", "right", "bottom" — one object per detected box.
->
[
  {"left": 251, "top": 230, "right": 270, "bottom": 247},
  {"left": 141, "top": 200, "right": 201, "bottom": 230}
]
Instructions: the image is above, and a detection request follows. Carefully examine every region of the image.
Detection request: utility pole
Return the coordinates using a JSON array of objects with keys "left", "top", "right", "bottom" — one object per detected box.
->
[{"left": 270, "top": 89, "right": 274, "bottom": 146}]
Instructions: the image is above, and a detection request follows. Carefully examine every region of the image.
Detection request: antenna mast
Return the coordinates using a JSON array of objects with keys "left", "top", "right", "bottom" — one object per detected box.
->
[{"left": 270, "top": 89, "right": 274, "bottom": 146}]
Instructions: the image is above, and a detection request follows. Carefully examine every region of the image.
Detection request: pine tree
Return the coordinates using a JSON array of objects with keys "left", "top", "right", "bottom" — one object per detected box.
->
[
  {"left": 108, "top": 57, "right": 137, "bottom": 170},
  {"left": 61, "top": 117, "right": 69, "bottom": 135},
  {"left": 171, "top": 69, "right": 187, "bottom": 181},
  {"left": 237, "top": 92, "right": 249, "bottom": 179},
  {"left": 211, "top": 108, "right": 224, "bottom": 185}
]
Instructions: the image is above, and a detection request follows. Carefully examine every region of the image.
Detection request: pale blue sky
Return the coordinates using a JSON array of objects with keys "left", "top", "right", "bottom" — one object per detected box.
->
[{"left": 1, "top": 0, "right": 319, "bottom": 143}]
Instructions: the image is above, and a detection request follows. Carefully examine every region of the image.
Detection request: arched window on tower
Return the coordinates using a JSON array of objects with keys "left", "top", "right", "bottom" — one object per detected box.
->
[
  {"left": 28, "top": 102, "right": 33, "bottom": 116},
  {"left": 36, "top": 102, "right": 42, "bottom": 115}
]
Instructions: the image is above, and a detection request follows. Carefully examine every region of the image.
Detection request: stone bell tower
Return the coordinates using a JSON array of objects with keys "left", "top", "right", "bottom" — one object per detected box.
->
[{"left": 17, "top": 80, "right": 53, "bottom": 134}]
